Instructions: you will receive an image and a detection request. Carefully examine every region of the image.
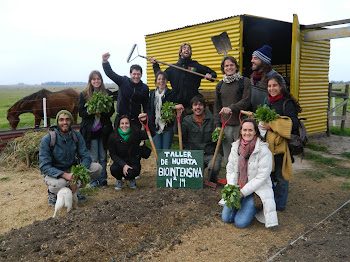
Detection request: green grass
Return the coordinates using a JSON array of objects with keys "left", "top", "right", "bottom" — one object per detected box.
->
[
  {"left": 0, "top": 85, "right": 117, "bottom": 131},
  {"left": 329, "top": 126, "right": 350, "bottom": 136},
  {"left": 341, "top": 182, "right": 350, "bottom": 190},
  {"left": 306, "top": 142, "right": 329, "bottom": 153},
  {"left": 303, "top": 152, "right": 339, "bottom": 167},
  {"left": 302, "top": 170, "right": 326, "bottom": 181},
  {"left": 341, "top": 152, "right": 350, "bottom": 158},
  {"left": 1, "top": 177, "right": 9, "bottom": 181},
  {"left": 79, "top": 186, "right": 100, "bottom": 196}
]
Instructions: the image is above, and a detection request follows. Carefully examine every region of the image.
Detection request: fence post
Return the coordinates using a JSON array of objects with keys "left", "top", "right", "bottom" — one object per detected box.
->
[
  {"left": 341, "top": 84, "right": 349, "bottom": 132},
  {"left": 43, "top": 98, "right": 47, "bottom": 127}
]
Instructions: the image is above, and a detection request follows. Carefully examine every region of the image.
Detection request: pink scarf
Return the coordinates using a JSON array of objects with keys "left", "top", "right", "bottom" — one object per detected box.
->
[{"left": 238, "top": 136, "right": 257, "bottom": 189}]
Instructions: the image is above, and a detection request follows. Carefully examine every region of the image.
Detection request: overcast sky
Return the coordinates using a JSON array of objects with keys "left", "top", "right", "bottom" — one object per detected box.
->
[{"left": 1, "top": 0, "right": 349, "bottom": 85}]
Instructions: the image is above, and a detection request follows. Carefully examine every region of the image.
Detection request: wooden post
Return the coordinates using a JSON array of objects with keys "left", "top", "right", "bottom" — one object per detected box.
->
[
  {"left": 327, "top": 83, "right": 332, "bottom": 136},
  {"left": 341, "top": 84, "right": 349, "bottom": 132}
]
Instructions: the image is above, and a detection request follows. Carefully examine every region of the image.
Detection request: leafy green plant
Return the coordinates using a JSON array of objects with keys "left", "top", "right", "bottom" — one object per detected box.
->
[
  {"left": 253, "top": 104, "right": 279, "bottom": 123},
  {"left": 212, "top": 129, "right": 225, "bottom": 142},
  {"left": 161, "top": 101, "right": 177, "bottom": 125},
  {"left": 221, "top": 184, "right": 241, "bottom": 210},
  {"left": 85, "top": 92, "right": 113, "bottom": 115},
  {"left": 71, "top": 164, "right": 90, "bottom": 186}
]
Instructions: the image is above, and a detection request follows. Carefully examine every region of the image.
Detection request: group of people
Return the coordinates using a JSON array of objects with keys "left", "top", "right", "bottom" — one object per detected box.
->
[{"left": 39, "top": 43, "right": 301, "bottom": 229}]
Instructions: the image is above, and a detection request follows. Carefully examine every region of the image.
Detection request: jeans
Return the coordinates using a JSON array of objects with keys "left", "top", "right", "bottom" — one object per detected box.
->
[
  {"left": 204, "top": 153, "right": 222, "bottom": 182},
  {"left": 153, "top": 129, "right": 174, "bottom": 150},
  {"left": 222, "top": 125, "right": 240, "bottom": 164},
  {"left": 271, "top": 154, "right": 289, "bottom": 210},
  {"left": 89, "top": 138, "right": 107, "bottom": 185},
  {"left": 221, "top": 194, "right": 257, "bottom": 228},
  {"left": 44, "top": 162, "right": 102, "bottom": 194}
]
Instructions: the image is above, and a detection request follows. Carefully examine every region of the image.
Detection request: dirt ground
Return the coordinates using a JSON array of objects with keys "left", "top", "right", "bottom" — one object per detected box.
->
[{"left": 0, "top": 133, "right": 350, "bottom": 261}]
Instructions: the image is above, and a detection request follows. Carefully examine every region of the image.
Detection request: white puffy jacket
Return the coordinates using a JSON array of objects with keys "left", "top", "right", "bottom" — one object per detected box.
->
[{"left": 226, "top": 138, "right": 278, "bottom": 228}]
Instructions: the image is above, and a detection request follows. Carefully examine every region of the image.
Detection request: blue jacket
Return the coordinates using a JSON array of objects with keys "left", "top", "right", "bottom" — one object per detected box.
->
[
  {"left": 39, "top": 127, "right": 92, "bottom": 178},
  {"left": 102, "top": 62, "right": 149, "bottom": 121}
]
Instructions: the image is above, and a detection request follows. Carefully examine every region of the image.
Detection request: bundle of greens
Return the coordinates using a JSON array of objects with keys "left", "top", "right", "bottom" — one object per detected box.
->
[
  {"left": 85, "top": 92, "right": 114, "bottom": 115},
  {"left": 71, "top": 164, "right": 90, "bottom": 186},
  {"left": 211, "top": 129, "right": 226, "bottom": 142},
  {"left": 253, "top": 104, "right": 279, "bottom": 123},
  {"left": 161, "top": 101, "right": 178, "bottom": 125},
  {"left": 221, "top": 184, "right": 242, "bottom": 210}
]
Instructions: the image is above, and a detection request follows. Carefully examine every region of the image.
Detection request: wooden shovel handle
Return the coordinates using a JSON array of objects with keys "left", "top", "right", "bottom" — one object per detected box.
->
[
  {"left": 177, "top": 124, "right": 183, "bottom": 150},
  {"left": 142, "top": 55, "right": 219, "bottom": 82},
  {"left": 211, "top": 128, "right": 224, "bottom": 169},
  {"left": 240, "top": 110, "right": 253, "bottom": 116},
  {"left": 147, "top": 130, "right": 158, "bottom": 160}
]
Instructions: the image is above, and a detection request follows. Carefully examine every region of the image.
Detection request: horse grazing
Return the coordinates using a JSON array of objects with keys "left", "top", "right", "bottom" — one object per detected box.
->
[{"left": 7, "top": 88, "right": 80, "bottom": 130}]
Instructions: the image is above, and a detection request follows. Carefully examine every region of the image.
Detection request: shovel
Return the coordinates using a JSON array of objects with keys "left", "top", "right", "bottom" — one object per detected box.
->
[
  {"left": 211, "top": 31, "right": 232, "bottom": 57},
  {"left": 205, "top": 113, "right": 232, "bottom": 188},
  {"left": 127, "top": 44, "right": 219, "bottom": 82},
  {"left": 139, "top": 115, "right": 158, "bottom": 160}
]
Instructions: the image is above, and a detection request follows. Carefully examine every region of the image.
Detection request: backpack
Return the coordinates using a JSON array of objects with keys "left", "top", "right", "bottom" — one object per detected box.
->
[
  {"left": 283, "top": 100, "right": 308, "bottom": 155},
  {"left": 216, "top": 77, "right": 245, "bottom": 97},
  {"left": 49, "top": 130, "right": 78, "bottom": 150}
]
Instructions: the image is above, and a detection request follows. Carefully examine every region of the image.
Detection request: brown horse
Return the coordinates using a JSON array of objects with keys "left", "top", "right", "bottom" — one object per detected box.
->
[{"left": 7, "top": 88, "right": 80, "bottom": 130}]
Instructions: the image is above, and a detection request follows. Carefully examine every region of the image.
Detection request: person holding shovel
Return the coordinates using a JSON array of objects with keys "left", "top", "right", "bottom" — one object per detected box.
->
[
  {"left": 108, "top": 114, "right": 155, "bottom": 190},
  {"left": 149, "top": 43, "right": 217, "bottom": 112},
  {"left": 214, "top": 56, "right": 252, "bottom": 164},
  {"left": 175, "top": 94, "right": 222, "bottom": 183}
]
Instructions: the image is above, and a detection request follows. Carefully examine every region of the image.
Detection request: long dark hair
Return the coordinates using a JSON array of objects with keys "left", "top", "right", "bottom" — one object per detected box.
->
[
  {"left": 266, "top": 74, "right": 302, "bottom": 113},
  {"left": 115, "top": 114, "right": 139, "bottom": 155},
  {"left": 237, "top": 118, "right": 264, "bottom": 141}
]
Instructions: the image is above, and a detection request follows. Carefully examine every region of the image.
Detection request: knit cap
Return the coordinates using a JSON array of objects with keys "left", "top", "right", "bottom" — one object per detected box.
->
[
  {"left": 252, "top": 45, "right": 272, "bottom": 65},
  {"left": 56, "top": 110, "right": 73, "bottom": 123}
]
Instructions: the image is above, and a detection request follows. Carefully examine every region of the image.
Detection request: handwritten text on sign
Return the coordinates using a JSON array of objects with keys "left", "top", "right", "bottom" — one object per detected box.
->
[
  {"left": 157, "top": 150, "right": 203, "bottom": 189},
  {"left": 305, "top": 26, "right": 350, "bottom": 42}
]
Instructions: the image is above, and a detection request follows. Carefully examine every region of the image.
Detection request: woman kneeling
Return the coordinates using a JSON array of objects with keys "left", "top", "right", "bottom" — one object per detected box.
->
[{"left": 222, "top": 119, "right": 278, "bottom": 228}]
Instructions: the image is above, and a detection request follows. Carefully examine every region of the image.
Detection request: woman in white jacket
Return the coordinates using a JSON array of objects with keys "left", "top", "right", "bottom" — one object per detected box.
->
[{"left": 222, "top": 119, "right": 278, "bottom": 228}]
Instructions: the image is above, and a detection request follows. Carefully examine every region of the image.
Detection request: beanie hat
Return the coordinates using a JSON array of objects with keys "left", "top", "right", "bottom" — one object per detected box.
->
[
  {"left": 252, "top": 45, "right": 272, "bottom": 65},
  {"left": 56, "top": 110, "right": 73, "bottom": 123}
]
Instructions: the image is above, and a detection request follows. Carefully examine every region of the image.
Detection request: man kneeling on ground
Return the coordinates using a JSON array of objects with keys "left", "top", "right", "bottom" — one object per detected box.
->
[{"left": 39, "top": 110, "right": 102, "bottom": 206}]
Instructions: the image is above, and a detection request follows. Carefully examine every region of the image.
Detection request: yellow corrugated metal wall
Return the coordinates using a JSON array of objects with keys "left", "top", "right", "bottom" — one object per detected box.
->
[
  {"left": 298, "top": 31, "right": 330, "bottom": 133},
  {"left": 145, "top": 16, "right": 242, "bottom": 90}
]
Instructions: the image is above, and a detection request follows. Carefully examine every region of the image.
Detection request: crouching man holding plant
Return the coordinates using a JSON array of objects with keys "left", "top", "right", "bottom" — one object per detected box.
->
[{"left": 221, "top": 119, "right": 278, "bottom": 228}]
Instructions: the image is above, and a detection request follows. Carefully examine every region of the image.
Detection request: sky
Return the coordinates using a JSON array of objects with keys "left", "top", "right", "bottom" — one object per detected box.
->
[{"left": 1, "top": 0, "right": 350, "bottom": 85}]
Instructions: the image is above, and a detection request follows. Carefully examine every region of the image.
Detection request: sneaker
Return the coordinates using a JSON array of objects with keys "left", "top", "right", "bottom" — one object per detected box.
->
[
  {"left": 77, "top": 192, "right": 87, "bottom": 202},
  {"left": 48, "top": 189, "right": 57, "bottom": 207},
  {"left": 129, "top": 179, "right": 136, "bottom": 189},
  {"left": 115, "top": 180, "right": 122, "bottom": 191},
  {"left": 135, "top": 175, "right": 141, "bottom": 180},
  {"left": 89, "top": 180, "right": 99, "bottom": 188}
]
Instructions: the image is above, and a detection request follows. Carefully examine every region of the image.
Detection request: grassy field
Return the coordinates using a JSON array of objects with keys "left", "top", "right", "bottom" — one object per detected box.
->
[{"left": 0, "top": 85, "right": 117, "bottom": 131}]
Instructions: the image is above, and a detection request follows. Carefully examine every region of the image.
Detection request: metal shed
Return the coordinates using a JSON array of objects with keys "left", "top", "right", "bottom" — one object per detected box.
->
[{"left": 145, "top": 14, "right": 331, "bottom": 134}]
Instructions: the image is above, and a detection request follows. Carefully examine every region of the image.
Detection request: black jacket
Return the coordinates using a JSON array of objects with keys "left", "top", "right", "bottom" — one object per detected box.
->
[
  {"left": 266, "top": 97, "right": 299, "bottom": 134},
  {"left": 107, "top": 128, "right": 151, "bottom": 168},
  {"left": 153, "top": 58, "right": 217, "bottom": 108},
  {"left": 78, "top": 89, "right": 115, "bottom": 149}
]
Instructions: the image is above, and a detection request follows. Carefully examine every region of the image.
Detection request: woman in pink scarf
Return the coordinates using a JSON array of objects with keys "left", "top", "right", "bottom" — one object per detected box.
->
[{"left": 222, "top": 119, "right": 278, "bottom": 228}]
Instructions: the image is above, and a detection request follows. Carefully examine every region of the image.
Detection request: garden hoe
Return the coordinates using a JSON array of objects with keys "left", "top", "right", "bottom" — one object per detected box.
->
[
  {"left": 127, "top": 44, "right": 219, "bottom": 81},
  {"left": 205, "top": 113, "right": 232, "bottom": 188},
  {"left": 174, "top": 109, "right": 183, "bottom": 150}
]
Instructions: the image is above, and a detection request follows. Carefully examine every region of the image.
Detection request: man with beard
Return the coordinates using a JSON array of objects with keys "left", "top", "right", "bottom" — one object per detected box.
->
[
  {"left": 175, "top": 95, "right": 222, "bottom": 183},
  {"left": 149, "top": 43, "right": 217, "bottom": 113},
  {"left": 250, "top": 45, "right": 285, "bottom": 112},
  {"left": 39, "top": 110, "right": 102, "bottom": 206}
]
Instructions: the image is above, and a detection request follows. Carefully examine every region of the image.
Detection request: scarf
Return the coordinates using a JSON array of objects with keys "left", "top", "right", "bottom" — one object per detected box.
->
[
  {"left": 252, "top": 67, "right": 272, "bottom": 84},
  {"left": 193, "top": 113, "right": 204, "bottom": 128},
  {"left": 223, "top": 71, "right": 243, "bottom": 83},
  {"left": 238, "top": 136, "right": 257, "bottom": 189},
  {"left": 154, "top": 87, "right": 167, "bottom": 134},
  {"left": 268, "top": 93, "right": 284, "bottom": 103},
  {"left": 118, "top": 128, "right": 130, "bottom": 142}
]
